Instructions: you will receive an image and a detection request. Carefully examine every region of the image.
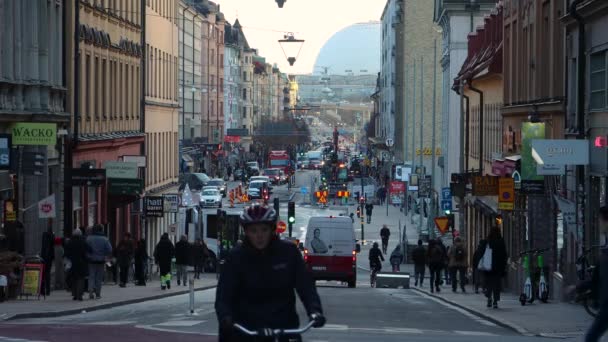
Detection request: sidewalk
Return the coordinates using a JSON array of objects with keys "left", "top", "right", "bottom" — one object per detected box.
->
[{"left": 0, "top": 274, "right": 217, "bottom": 321}]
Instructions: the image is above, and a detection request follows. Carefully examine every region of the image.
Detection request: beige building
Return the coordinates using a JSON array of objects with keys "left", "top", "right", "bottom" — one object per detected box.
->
[
  {"left": 65, "top": 0, "right": 145, "bottom": 244},
  {"left": 145, "top": 0, "right": 179, "bottom": 248},
  {"left": 202, "top": 3, "right": 226, "bottom": 144}
]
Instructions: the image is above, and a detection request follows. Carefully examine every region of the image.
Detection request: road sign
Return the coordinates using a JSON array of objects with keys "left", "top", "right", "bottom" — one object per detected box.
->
[
  {"left": 277, "top": 221, "right": 287, "bottom": 234},
  {"left": 385, "top": 138, "right": 394, "bottom": 147},
  {"left": 441, "top": 200, "right": 452, "bottom": 212},
  {"left": 498, "top": 177, "right": 515, "bottom": 210},
  {"left": 441, "top": 187, "right": 451, "bottom": 201},
  {"left": 434, "top": 217, "right": 449, "bottom": 234},
  {"left": 300, "top": 187, "right": 308, "bottom": 194}
]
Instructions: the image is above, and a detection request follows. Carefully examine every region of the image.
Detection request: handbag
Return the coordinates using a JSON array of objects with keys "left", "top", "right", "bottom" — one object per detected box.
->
[{"left": 477, "top": 245, "right": 493, "bottom": 271}]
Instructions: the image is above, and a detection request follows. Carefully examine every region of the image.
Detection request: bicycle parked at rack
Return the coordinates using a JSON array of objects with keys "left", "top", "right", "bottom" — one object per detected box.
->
[{"left": 518, "top": 247, "right": 551, "bottom": 305}]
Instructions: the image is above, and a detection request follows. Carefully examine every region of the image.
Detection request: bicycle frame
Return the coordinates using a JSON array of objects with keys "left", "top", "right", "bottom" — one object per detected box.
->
[
  {"left": 233, "top": 320, "right": 315, "bottom": 341},
  {"left": 537, "top": 253, "right": 548, "bottom": 302},
  {"left": 522, "top": 254, "right": 532, "bottom": 302}
]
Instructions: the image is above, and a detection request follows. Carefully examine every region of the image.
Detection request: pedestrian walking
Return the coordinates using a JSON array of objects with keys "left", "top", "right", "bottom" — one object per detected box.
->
[
  {"left": 134, "top": 239, "right": 148, "bottom": 286},
  {"left": 380, "top": 224, "right": 390, "bottom": 254},
  {"left": 116, "top": 232, "right": 134, "bottom": 287},
  {"left": 472, "top": 239, "right": 487, "bottom": 294},
  {"left": 427, "top": 239, "right": 445, "bottom": 293},
  {"left": 412, "top": 240, "right": 426, "bottom": 287},
  {"left": 86, "top": 225, "right": 112, "bottom": 299},
  {"left": 154, "top": 233, "right": 174, "bottom": 290},
  {"left": 479, "top": 226, "right": 508, "bottom": 308},
  {"left": 389, "top": 245, "right": 403, "bottom": 272},
  {"left": 437, "top": 239, "right": 450, "bottom": 285},
  {"left": 584, "top": 206, "right": 608, "bottom": 342},
  {"left": 175, "top": 235, "right": 190, "bottom": 286},
  {"left": 448, "top": 237, "right": 468, "bottom": 292},
  {"left": 64, "top": 228, "right": 88, "bottom": 301},
  {"left": 365, "top": 203, "right": 374, "bottom": 224},
  {"left": 193, "top": 239, "right": 209, "bottom": 279},
  {"left": 40, "top": 227, "right": 55, "bottom": 296}
]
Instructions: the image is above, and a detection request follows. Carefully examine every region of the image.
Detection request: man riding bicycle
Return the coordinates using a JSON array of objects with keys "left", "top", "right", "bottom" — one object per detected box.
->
[
  {"left": 215, "top": 203, "right": 326, "bottom": 342},
  {"left": 380, "top": 225, "right": 391, "bottom": 254},
  {"left": 369, "top": 242, "right": 385, "bottom": 285}
]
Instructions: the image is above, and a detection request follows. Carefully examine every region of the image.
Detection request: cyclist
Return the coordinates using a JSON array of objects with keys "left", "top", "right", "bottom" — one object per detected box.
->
[
  {"left": 369, "top": 242, "right": 385, "bottom": 285},
  {"left": 380, "top": 225, "right": 391, "bottom": 254},
  {"left": 215, "top": 203, "right": 326, "bottom": 342},
  {"left": 585, "top": 206, "right": 608, "bottom": 342}
]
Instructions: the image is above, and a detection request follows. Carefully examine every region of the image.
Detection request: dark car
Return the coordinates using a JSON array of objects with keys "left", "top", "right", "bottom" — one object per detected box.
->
[
  {"left": 262, "top": 168, "right": 282, "bottom": 185},
  {"left": 178, "top": 173, "right": 210, "bottom": 191},
  {"left": 207, "top": 178, "right": 227, "bottom": 197}
]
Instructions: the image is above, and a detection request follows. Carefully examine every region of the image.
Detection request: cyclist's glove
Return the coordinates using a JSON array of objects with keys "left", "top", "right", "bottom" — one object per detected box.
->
[
  {"left": 310, "top": 312, "right": 326, "bottom": 328},
  {"left": 220, "top": 316, "right": 234, "bottom": 332}
]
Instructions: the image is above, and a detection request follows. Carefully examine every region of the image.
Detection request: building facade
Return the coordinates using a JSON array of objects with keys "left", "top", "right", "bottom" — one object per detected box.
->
[
  {"left": 380, "top": 0, "right": 399, "bottom": 151},
  {"left": 145, "top": 0, "right": 180, "bottom": 251},
  {"left": 434, "top": 0, "right": 496, "bottom": 190},
  {"left": 201, "top": 3, "right": 225, "bottom": 144},
  {"left": 224, "top": 22, "right": 241, "bottom": 131},
  {"left": 0, "top": 0, "right": 69, "bottom": 255},
  {"left": 65, "top": 0, "right": 145, "bottom": 246}
]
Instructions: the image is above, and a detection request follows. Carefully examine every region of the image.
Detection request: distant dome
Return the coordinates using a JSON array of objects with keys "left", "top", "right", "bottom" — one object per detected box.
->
[{"left": 314, "top": 22, "right": 380, "bottom": 75}]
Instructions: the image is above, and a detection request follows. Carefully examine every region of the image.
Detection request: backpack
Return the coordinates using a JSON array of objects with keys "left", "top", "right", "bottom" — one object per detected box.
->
[{"left": 454, "top": 246, "right": 465, "bottom": 262}]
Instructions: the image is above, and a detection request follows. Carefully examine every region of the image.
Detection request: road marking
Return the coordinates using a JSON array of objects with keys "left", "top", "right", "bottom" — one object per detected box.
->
[
  {"left": 320, "top": 324, "right": 348, "bottom": 331},
  {"left": 413, "top": 290, "right": 498, "bottom": 327},
  {"left": 0, "top": 338, "right": 47, "bottom": 342},
  {"left": 454, "top": 331, "right": 497, "bottom": 336},
  {"left": 83, "top": 321, "right": 135, "bottom": 325},
  {"left": 155, "top": 320, "right": 206, "bottom": 327}
]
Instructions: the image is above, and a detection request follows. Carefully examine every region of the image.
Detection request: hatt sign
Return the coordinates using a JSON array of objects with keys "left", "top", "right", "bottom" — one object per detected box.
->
[{"left": 144, "top": 196, "right": 164, "bottom": 217}]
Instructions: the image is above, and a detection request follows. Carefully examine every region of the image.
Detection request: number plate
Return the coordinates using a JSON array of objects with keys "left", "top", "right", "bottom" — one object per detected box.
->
[{"left": 312, "top": 266, "right": 327, "bottom": 271}]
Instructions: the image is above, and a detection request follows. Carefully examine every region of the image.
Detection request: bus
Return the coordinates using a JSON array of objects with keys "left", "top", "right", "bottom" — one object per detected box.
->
[{"left": 267, "top": 150, "right": 292, "bottom": 175}]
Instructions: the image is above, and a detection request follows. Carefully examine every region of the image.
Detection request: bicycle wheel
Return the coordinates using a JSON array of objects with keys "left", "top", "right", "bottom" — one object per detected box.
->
[{"left": 584, "top": 297, "right": 600, "bottom": 317}]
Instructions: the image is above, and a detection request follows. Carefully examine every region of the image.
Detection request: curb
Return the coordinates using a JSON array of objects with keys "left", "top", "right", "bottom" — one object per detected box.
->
[
  {"left": 2, "top": 284, "right": 217, "bottom": 321},
  {"left": 288, "top": 191, "right": 296, "bottom": 202},
  {"left": 410, "top": 287, "right": 533, "bottom": 336}
]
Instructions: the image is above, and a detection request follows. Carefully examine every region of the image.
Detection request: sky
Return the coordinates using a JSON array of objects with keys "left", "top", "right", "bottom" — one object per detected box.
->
[{"left": 216, "top": 0, "right": 386, "bottom": 75}]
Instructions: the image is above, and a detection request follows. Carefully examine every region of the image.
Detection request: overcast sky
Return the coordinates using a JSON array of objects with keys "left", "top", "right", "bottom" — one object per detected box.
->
[{"left": 216, "top": 0, "right": 385, "bottom": 74}]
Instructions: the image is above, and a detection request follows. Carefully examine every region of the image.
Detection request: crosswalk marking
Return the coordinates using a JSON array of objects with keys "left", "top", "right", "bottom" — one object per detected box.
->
[
  {"left": 454, "top": 330, "right": 497, "bottom": 336},
  {"left": 83, "top": 321, "right": 135, "bottom": 325},
  {"left": 154, "top": 320, "right": 206, "bottom": 327},
  {"left": 318, "top": 325, "right": 497, "bottom": 336},
  {"left": 0, "top": 337, "right": 47, "bottom": 342}
]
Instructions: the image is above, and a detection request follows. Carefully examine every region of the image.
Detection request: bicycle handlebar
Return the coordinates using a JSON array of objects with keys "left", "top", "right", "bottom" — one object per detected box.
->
[
  {"left": 233, "top": 320, "right": 315, "bottom": 337},
  {"left": 518, "top": 247, "right": 551, "bottom": 256}
]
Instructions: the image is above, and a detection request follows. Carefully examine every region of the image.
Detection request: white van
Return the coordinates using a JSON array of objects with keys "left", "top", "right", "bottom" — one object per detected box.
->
[{"left": 303, "top": 216, "right": 360, "bottom": 288}]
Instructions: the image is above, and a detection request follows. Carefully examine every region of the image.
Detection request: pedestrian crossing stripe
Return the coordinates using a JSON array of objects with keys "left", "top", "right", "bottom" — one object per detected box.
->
[
  {"left": 0, "top": 337, "right": 47, "bottom": 342},
  {"left": 154, "top": 320, "right": 206, "bottom": 327},
  {"left": 319, "top": 325, "right": 498, "bottom": 336}
]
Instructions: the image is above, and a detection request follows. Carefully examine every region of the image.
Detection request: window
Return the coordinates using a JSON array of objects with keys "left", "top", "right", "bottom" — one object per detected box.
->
[
  {"left": 88, "top": 186, "right": 97, "bottom": 227},
  {"left": 590, "top": 52, "right": 607, "bottom": 110},
  {"left": 243, "top": 106, "right": 247, "bottom": 117},
  {"left": 85, "top": 55, "right": 91, "bottom": 119},
  {"left": 243, "top": 71, "right": 247, "bottom": 81},
  {"left": 94, "top": 57, "right": 99, "bottom": 119},
  {"left": 243, "top": 89, "right": 247, "bottom": 100},
  {"left": 211, "top": 49, "right": 215, "bottom": 65},
  {"left": 102, "top": 59, "right": 107, "bottom": 118},
  {"left": 220, "top": 54, "right": 224, "bottom": 67}
]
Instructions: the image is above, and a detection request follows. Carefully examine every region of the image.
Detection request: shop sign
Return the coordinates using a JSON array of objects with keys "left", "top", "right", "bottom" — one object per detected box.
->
[
  {"left": 419, "top": 177, "right": 431, "bottom": 197},
  {"left": 4, "top": 200, "right": 17, "bottom": 222},
  {"left": 537, "top": 164, "right": 565, "bottom": 176},
  {"left": 472, "top": 176, "right": 499, "bottom": 196},
  {"left": 531, "top": 139, "right": 589, "bottom": 166},
  {"left": 11, "top": 123, "right": 57, "bottom": 146},
  {"left": 520, "top": 180, "right": 544, "bottom": 195},
  {"left": 38, "top": 194, "right": 56, "bottom": 219},
  {"left": 227, "top": 128, "right": 249, "bottom": 137},
  {"left": 122, "top": 155, "right": 147, "bottom": 167},
  {"left": 104, "top": 161, "right": 138, "bottom": 179},
  {"left": 71, "top": 168, "right": 106, "bottom": 186},
  {"left": 498, "top": 178, "right": 514, "bottom": 211},
  {"left": 389, "top": 181, "right": 406, "bottom": 205},
  {"left": 108, "top": 178, "right": 143, "bottom": 196},
  {"left": 144, "top": 196, "right": 164, "bottom": 217},
  {"left": 224, "top": 135, "right": 240, "bottom": 143},
  {"left": 163, "top": 194, "right": 180, "bottom": 213},
  {"left": 0, "top": 134, "right": 11, "bottom": 169}
]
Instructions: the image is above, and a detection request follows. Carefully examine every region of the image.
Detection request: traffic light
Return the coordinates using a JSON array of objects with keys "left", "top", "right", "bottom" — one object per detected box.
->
[{"left": 288, "top": 201, "right": 295, "bottom": 224}]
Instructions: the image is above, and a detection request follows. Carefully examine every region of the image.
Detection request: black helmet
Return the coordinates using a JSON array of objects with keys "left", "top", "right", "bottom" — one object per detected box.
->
[
  {"left": 239, "top": 203, "right": 278, "bottom": 227},
  {"left": 373, "top": 242, "right": 379, "bottom": 248}
]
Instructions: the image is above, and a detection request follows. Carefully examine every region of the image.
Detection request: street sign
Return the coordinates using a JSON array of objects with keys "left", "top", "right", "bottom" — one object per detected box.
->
[
  {"left": 104, "top": 161, "right": 138, "bottom": 179},
  {"left": 441, "top": 187, "right": 451, "bottom": 201},
  {"left": 300, "top": 187, "right": 308, "bottom": 194},
  {"left": 385, "top": 138, "right": 394, "bottom": 147},
  {"left": 108, "top": 178, "right": 143, "bottom": 196},
  {"left": 434, "top": 217, "right": 449, "bottom": 234},
  {"left": 512, "top": 171, "right": 522, "bottom": 190},
  {"left": 498, "top": 177, "right": 515, "bottom": 210},
  {"left": 419, "top": 177, "right": 431, "bottom": 197},
  {"left": 441, "top": 200, "right": 452, "bottom": 212},
  {"left": 472, "top": 176, "right": 499, "bottom": 196},
  {"left": 277, "top": 221, "right": 287, "bottom": 234},
  {"left": 163, "top": 194, "right": 180, "bottom": 213}
]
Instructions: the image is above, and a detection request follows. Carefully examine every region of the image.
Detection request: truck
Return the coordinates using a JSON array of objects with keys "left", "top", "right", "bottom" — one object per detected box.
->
[
  {"left": 267, "top": 150, "right": 292, "bottom": 175},
  {"left": 200, "top": 208, "right": 243, "bottom": 272}
]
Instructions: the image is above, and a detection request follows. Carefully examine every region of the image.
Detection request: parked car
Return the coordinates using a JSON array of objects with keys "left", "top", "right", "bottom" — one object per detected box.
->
[
  {"left": 207, "top": 178, "right": 227, "bottom": 197},
  {"left": 200, "top": 188, "right": 222, "bottom": 208},
  {"left": 179, "top": 173, "right": 210, "bottom": 191}
]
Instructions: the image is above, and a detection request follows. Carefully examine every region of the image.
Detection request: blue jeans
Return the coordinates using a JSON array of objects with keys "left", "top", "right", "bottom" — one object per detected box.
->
[
  {"left": 88, "top": 263, "right": 105, "bottom": 296},
  {"left": 585, "top": 306, "right": 608, "bottom": 342}
]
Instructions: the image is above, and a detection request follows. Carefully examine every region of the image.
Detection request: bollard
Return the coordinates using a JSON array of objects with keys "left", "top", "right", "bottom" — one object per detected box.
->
[{"left": 189, "top": 276, "right": 195, "bottom": 315}]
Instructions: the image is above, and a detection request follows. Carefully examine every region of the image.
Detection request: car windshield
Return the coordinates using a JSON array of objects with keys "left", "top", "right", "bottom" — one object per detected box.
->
[
  {"left": 264, "top": 169, "right": 280, "bottom": 175},
  {"left": 208, "top": 180, "right": 223, "bottom": 186},
  {"left": 249, "top": 182, "right": 264, "bottom": 189},
  {"left": 202, "top": 189, "right": 219, "bottom": 196}
]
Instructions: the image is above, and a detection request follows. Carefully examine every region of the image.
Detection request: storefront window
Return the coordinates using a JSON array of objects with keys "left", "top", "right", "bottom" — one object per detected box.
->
[
  {"left": 73, "top": 187, "right": 82, "bottom": 229},
  {"left": 88, "top": 186, "right": 97, "bottom": 227}
]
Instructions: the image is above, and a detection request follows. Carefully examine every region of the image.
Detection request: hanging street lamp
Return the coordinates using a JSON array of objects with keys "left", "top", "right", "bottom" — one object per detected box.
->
[
  {"left": 278, "top": 33, "right": 305, "bottom": 66},
  {"left": 276, "top": 0, "right": 286, "bottom": 8}
]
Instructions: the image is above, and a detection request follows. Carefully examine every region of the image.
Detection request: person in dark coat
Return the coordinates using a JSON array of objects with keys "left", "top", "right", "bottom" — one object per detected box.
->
[
  {"left": 175, "top": 235, "right": 190, "bottom": 286},
  {"left": 427, "top": 239, "right": 445, "bottom": 293},
  {"left": 412, "top": 239, "right": 426, "bottom": 287},
  {"left": 216, "top": 204, "right": 325, "bottom": 342},
  {"left": 134, "top": 239, "right": 148, "bottom": 286},
  {"left": 365, "top": 203, "right": 374, "bottom": 224},
  {"left": 154, "top": 233, "right": 174, "bottom": 290},
  {"left": 472, "top": 239, "right": 487, "bottom": 294},
  {"left": 193, "top": 239, "right": 209, "bottom": 279},
  {"left": 481, "top": 226, "right": 508, "bottom": 308},
  {"left": 64, "top": 228, "right": 88, "bottom": 301},
  {"left": 40, "top": 227, "right": 55, "bottom": 296},
  {"left": 116, "top": 232, "right": 134, "bottom": 287}
]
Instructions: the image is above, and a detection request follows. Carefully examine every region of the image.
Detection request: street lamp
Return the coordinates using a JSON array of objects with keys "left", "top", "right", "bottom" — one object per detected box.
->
[
  {"left": 278, "top": 33, "right": 305, "bottom": 66},
  {"left": 276, "top": 0, "right": 286, "bottom": 8}
]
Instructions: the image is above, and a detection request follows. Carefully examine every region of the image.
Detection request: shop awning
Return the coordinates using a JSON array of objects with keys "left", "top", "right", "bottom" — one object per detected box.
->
[{"left": 473, "top": 195, "right": 499, "bottom": 215}]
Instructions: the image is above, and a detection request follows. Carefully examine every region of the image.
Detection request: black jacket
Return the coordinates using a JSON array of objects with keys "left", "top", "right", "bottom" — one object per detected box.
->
[
  {"left": 192, "top": 243, "right": 209, "bottom": 266},
  {"left": 175, "top": 240, "right": 191, "bottom": 265},
  {"left": 154, "top": 237, "right": 174, "bottom": 275},
  {"left": 481, "top": 238, "right": 508, "bottom": 276},
  {"left": 215, "top": 239, "right": 323, "bottom": 331},
  {"left": 40, "top": 231, "right": 55, "bottom": 264},
  {"left": 368, "top": 246, "right": 384, "bottom": 265},
  {"left": 599, "top": 246, "right": 608, "bottom": 307},
  {"left": 65, "top": 236, "right": 88, "bottom": 277},
  {"left": 412, "top": 246, "right": 426, "bottom": 266},
  {"left": 380, "top": 227, "right": 390, "bottom": 240}
]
